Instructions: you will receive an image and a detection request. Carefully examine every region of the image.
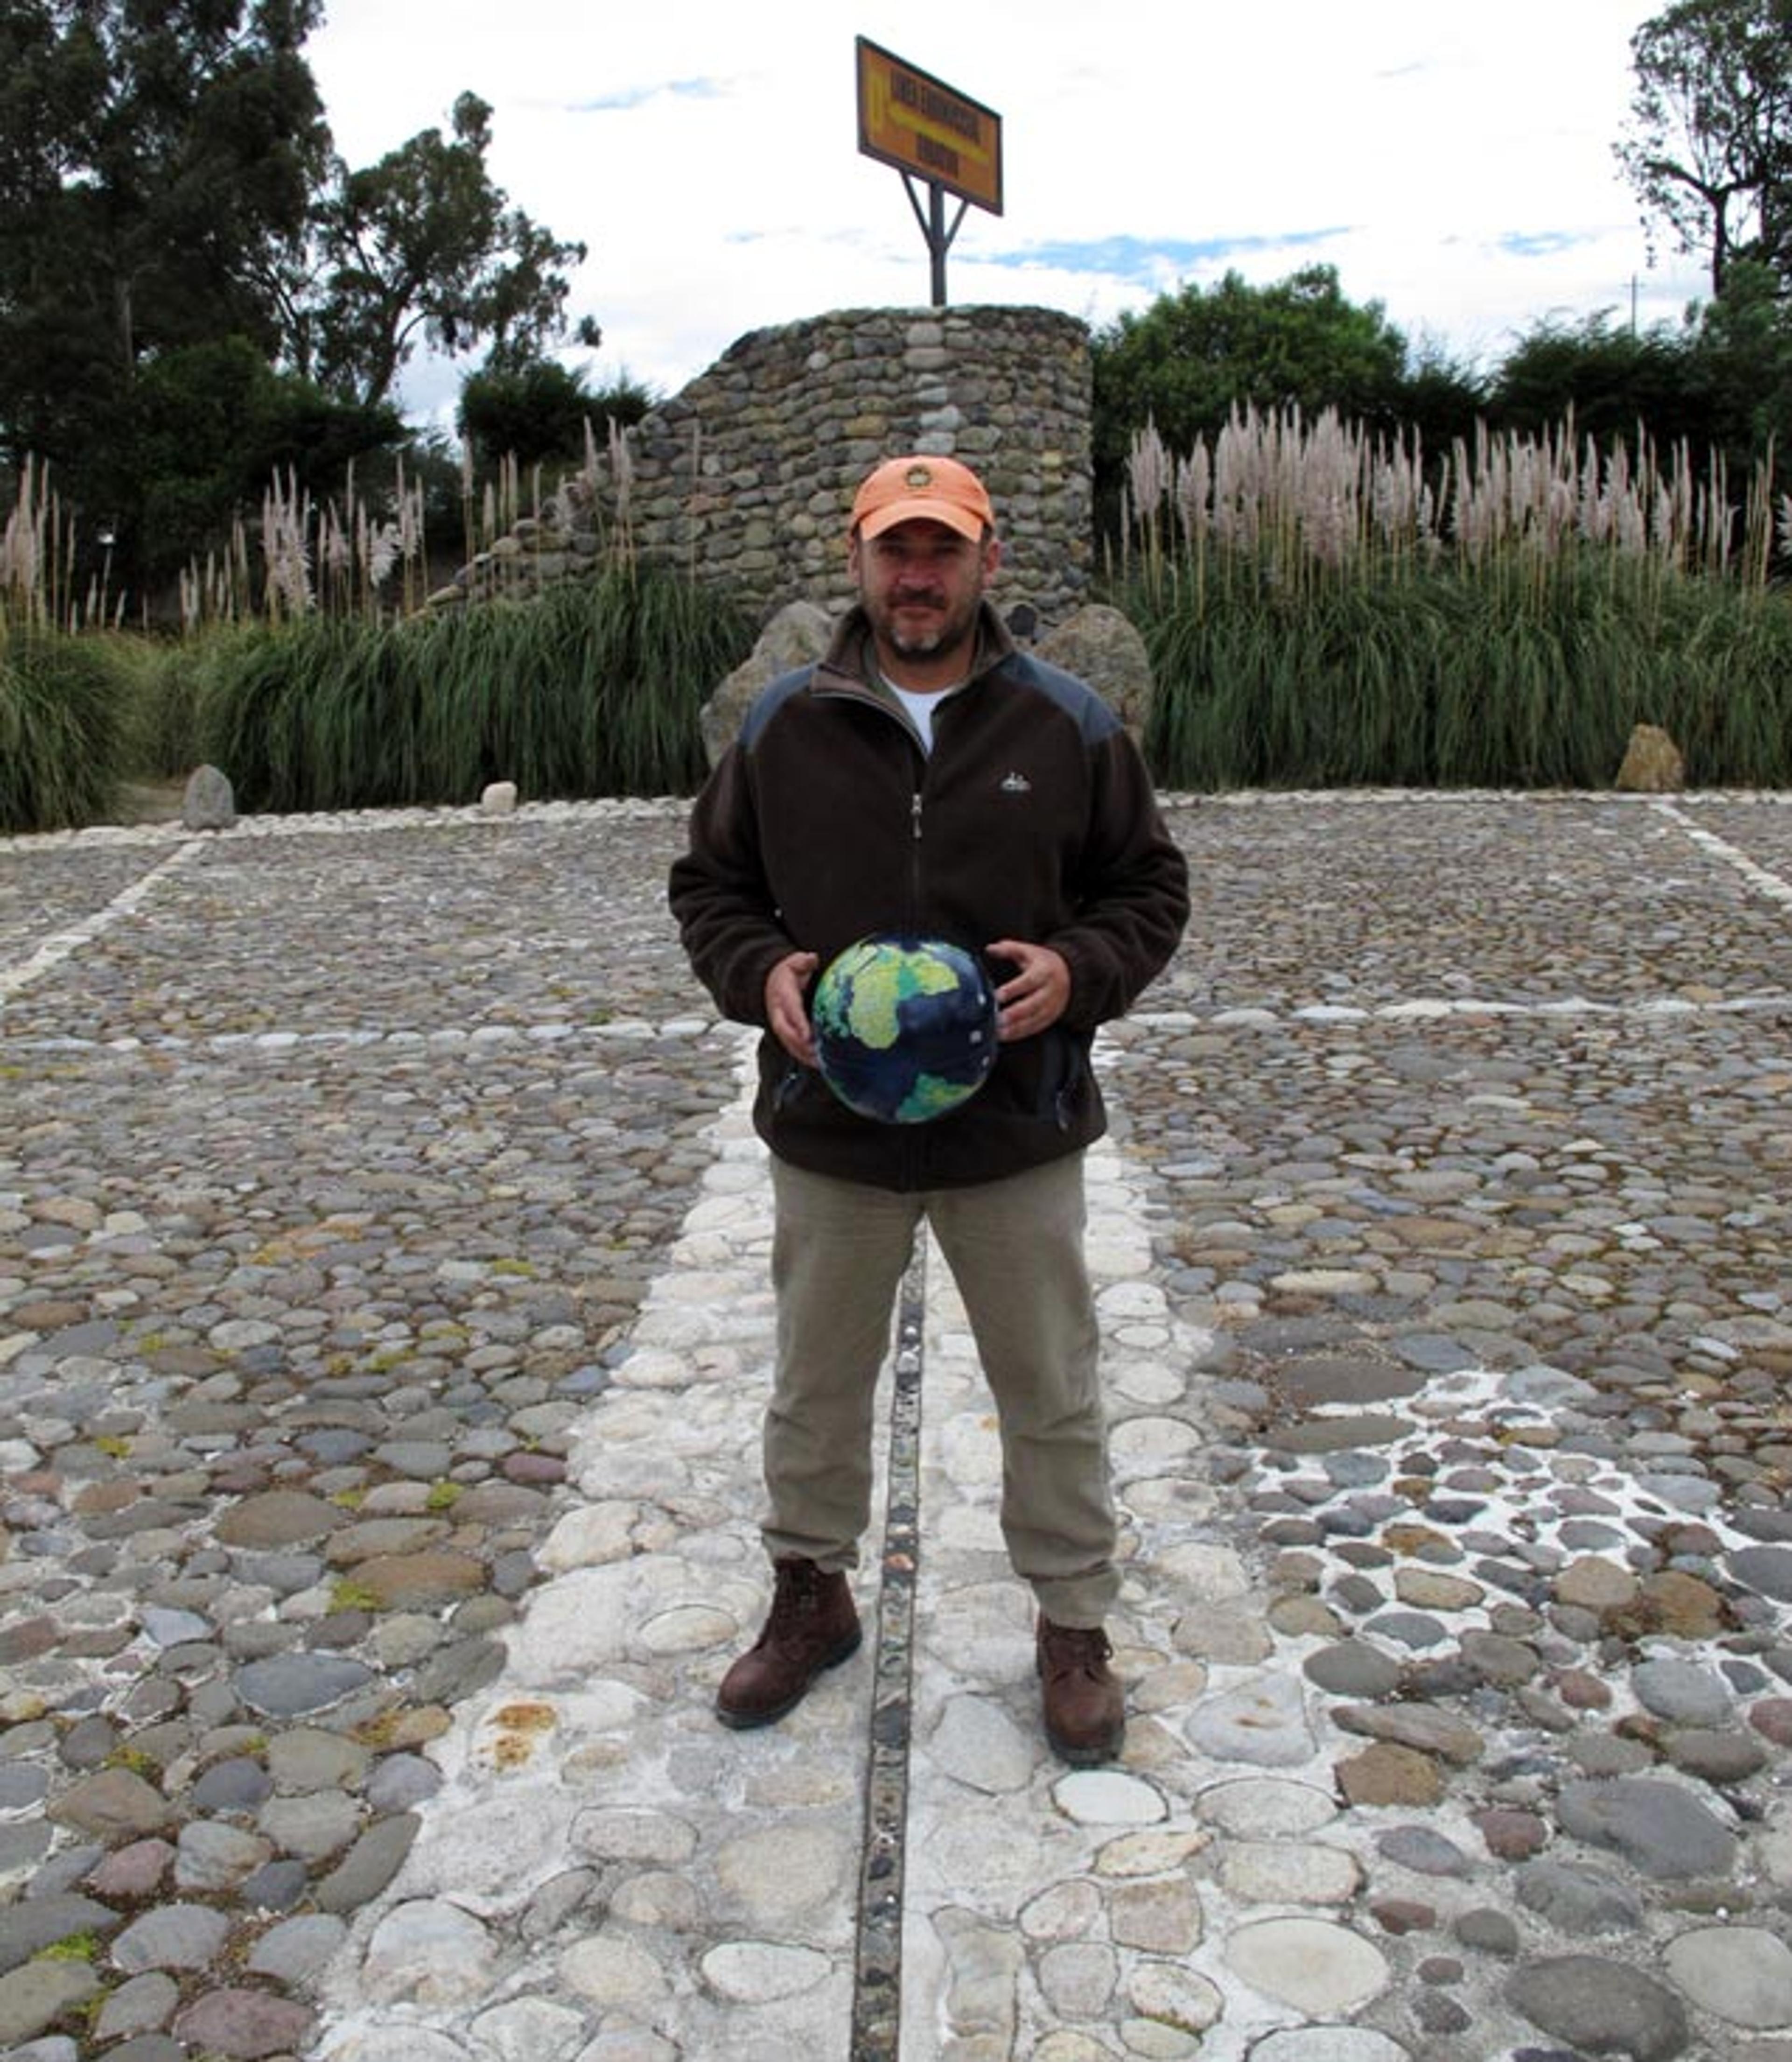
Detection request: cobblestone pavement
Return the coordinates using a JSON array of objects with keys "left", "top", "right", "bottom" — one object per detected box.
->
[{"left": 2, "top": 791, "right": 1791, "bottom": 2062}]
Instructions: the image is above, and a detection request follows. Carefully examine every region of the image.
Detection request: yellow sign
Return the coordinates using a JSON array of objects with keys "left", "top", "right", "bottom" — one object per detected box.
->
[{"left": 856, "top": 38, "right": 1003, "bottom": 217}]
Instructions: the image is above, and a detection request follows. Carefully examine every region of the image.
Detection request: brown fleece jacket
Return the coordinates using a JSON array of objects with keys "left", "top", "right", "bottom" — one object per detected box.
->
[{"left": 668, "top": 603, "right": 1190, "bottom": 1192}]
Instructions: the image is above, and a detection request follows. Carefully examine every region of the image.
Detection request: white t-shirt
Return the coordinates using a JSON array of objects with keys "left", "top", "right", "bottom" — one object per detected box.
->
[{"left": 886, "top": 677, "right": 965, "bottom": 753}]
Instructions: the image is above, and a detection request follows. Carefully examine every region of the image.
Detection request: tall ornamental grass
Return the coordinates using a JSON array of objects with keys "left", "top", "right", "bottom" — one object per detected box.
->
[
  {"left": 1120, "top": 408, "right": 1792, "bottom": 789},
  {"left": 2, "top": 457, "right": 125, "bottom": 633},
  {"left": 195, "top": 561, "right": 753, "bottom": 813},
  {"left": 180, "top": 459, "right": 431, "bottom": 628},
  {"left": 0, "top": 623, "right": 127, "bottom": 832},
  {"left": 180, "top": 419, "right": 627, "bottom": 629},
  {"left": 2, "top": 460, "right": 133, "bottom": 831}
]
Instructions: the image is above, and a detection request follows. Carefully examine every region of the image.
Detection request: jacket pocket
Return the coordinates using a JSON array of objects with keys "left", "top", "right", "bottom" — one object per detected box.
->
[
  {"left": 1034, "top": 1028, "right": 1089, "bottom": 1132},
  {"left": 773, "top": 1059, "right": 818, "bottom": 1112}
]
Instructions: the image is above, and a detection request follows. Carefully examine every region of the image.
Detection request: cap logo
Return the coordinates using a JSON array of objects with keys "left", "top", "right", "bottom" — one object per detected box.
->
[{"left": 905, "top": 465, "right": 933, "bottom": 488}]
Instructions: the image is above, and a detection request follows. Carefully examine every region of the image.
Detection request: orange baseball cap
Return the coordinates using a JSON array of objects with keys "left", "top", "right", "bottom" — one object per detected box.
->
[{"left": 850, "top": 455, "right": 994, "bottom": 542}]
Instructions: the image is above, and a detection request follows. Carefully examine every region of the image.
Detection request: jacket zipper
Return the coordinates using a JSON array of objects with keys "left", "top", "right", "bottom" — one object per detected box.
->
[
  {"left": 909, "top": 787, "right": 924, "bottom": 925},
  {"left": 810, "top": 676, "right": 937, "bottom": 933},
  {"left": 907, "top": 761, "right": 928, "bottom": 1191}
]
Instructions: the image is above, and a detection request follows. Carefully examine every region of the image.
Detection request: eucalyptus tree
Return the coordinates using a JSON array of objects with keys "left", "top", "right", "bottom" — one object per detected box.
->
[
  {"left": 1616, "top": 0, "right": 1792, "bottom": 295},
  {"left": 0, "top": 0, "right": 329, "bottom": 468},
  {"left": 277, "top": 93, "right": 599, "bottom": 412},
  {"left": 0, "top": 3, "right": 596, "bottom": 603}
]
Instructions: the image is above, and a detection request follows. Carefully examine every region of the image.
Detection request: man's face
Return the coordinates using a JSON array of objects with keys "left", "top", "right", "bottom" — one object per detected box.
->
[{"left": 849, "top": 517, "right": 999, "bottom": 669}]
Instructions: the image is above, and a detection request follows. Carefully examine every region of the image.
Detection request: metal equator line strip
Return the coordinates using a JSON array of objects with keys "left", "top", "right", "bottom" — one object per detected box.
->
[{"left": 850, "top": 1245, "right": 927, "bottom": 2060}]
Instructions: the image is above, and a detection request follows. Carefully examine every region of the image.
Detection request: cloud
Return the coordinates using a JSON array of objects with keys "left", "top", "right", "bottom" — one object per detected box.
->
[
  {"left": 983, "top": 230, "right": 1352, "bottom": 286},
  {"left": 569, "top": 77, "right": 724, "bottom": 114},
  {"left": 1498, "top": 230, "right": 1597, "bottom": 260}
]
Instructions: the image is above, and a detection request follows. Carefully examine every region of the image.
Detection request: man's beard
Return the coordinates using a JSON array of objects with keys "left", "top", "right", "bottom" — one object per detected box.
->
[{"left": 875, "top": 591, "right": 978, "bottom": 659}]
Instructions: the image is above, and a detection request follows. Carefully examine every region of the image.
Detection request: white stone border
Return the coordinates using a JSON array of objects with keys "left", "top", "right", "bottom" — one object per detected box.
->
[
  {"left": 8, "top": 786, "right": 1792, "bottom": 858},
  {"left": 0, "top": 839, "right": 205, "bottom": 1003},
  {"left": 1660, "top": 801, "right": 1792, "bottom": 911}
]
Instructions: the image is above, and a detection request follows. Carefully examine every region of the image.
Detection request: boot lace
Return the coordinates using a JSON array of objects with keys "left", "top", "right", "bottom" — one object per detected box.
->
[
  {"left": 759, "top": 1559, "right": 833, "bottom": 1649},
  {"left": 1042, "top": 1623, "right": 1113, "bottom": 1680}
]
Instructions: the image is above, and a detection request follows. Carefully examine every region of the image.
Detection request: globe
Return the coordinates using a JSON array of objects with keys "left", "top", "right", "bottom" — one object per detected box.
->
[{"left": 811, "top": 935, "right": 999, "bottom": 1125}]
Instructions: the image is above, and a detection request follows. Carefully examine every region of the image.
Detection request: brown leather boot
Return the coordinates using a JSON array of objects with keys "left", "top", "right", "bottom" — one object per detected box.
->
[
  {"left": 716, "top": 1558, "right": 862, "bottom": 1729},
  {"left": 1037, "top": 1618, "right": 1125, "bottom": 1766}
]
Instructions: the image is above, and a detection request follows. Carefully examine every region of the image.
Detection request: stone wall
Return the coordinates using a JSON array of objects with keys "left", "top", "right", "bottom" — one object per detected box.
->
[{"left": 439, "top": 304, "right": 1094, "bottom": 631}]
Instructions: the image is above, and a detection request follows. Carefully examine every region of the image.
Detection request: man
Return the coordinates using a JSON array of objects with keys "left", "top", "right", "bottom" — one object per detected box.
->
[{"left": 668, "top": 453, "right": 1188, "bottom": 1765}]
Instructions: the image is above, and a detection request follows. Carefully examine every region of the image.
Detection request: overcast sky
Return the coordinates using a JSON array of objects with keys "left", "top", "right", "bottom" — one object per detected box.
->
[{"left": 305, "top": 0, "right": 1708, "bottom": 424}]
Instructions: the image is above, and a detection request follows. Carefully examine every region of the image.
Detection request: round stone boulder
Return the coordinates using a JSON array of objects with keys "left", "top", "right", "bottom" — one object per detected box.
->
[
  {"left": 699, "top": 601, "right": 835, "bottom": 765},
  {"left": 1032, "top": 603, "right": 1155, "bottom": 743}
]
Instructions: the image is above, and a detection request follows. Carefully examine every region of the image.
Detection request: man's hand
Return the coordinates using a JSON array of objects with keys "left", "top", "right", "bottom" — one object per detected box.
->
[
  {"left": 987, "top": 938, "right": 1071, "bottom": 1043},
  {"left": 765, "top": 950, "right": 819, "bottom": 1065}
]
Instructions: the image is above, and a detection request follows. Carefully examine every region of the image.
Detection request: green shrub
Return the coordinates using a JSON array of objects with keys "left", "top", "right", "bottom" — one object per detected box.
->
[
  {"left": 1134, "top": 565, "right": 1792, "bottom": 790},
  {"left": 98, "top": 628, "right": 236, "bottom": 780},
  {"left": 195, "top": 562, "right": 753, "bottom": 812},
  {"left": 0, "top": 624, "right": 129, "bottom": 834}
]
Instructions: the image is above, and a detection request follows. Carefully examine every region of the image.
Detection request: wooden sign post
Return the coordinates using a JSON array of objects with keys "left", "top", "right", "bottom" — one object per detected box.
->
[{"left": 856, "top": 38, "right": 1004, "bottom": 307}]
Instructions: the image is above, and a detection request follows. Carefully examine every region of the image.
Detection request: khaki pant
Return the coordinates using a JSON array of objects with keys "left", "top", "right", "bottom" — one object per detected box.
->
[{"left": 762, "top": 1153, "right": 1118, "bottom": 1627}]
